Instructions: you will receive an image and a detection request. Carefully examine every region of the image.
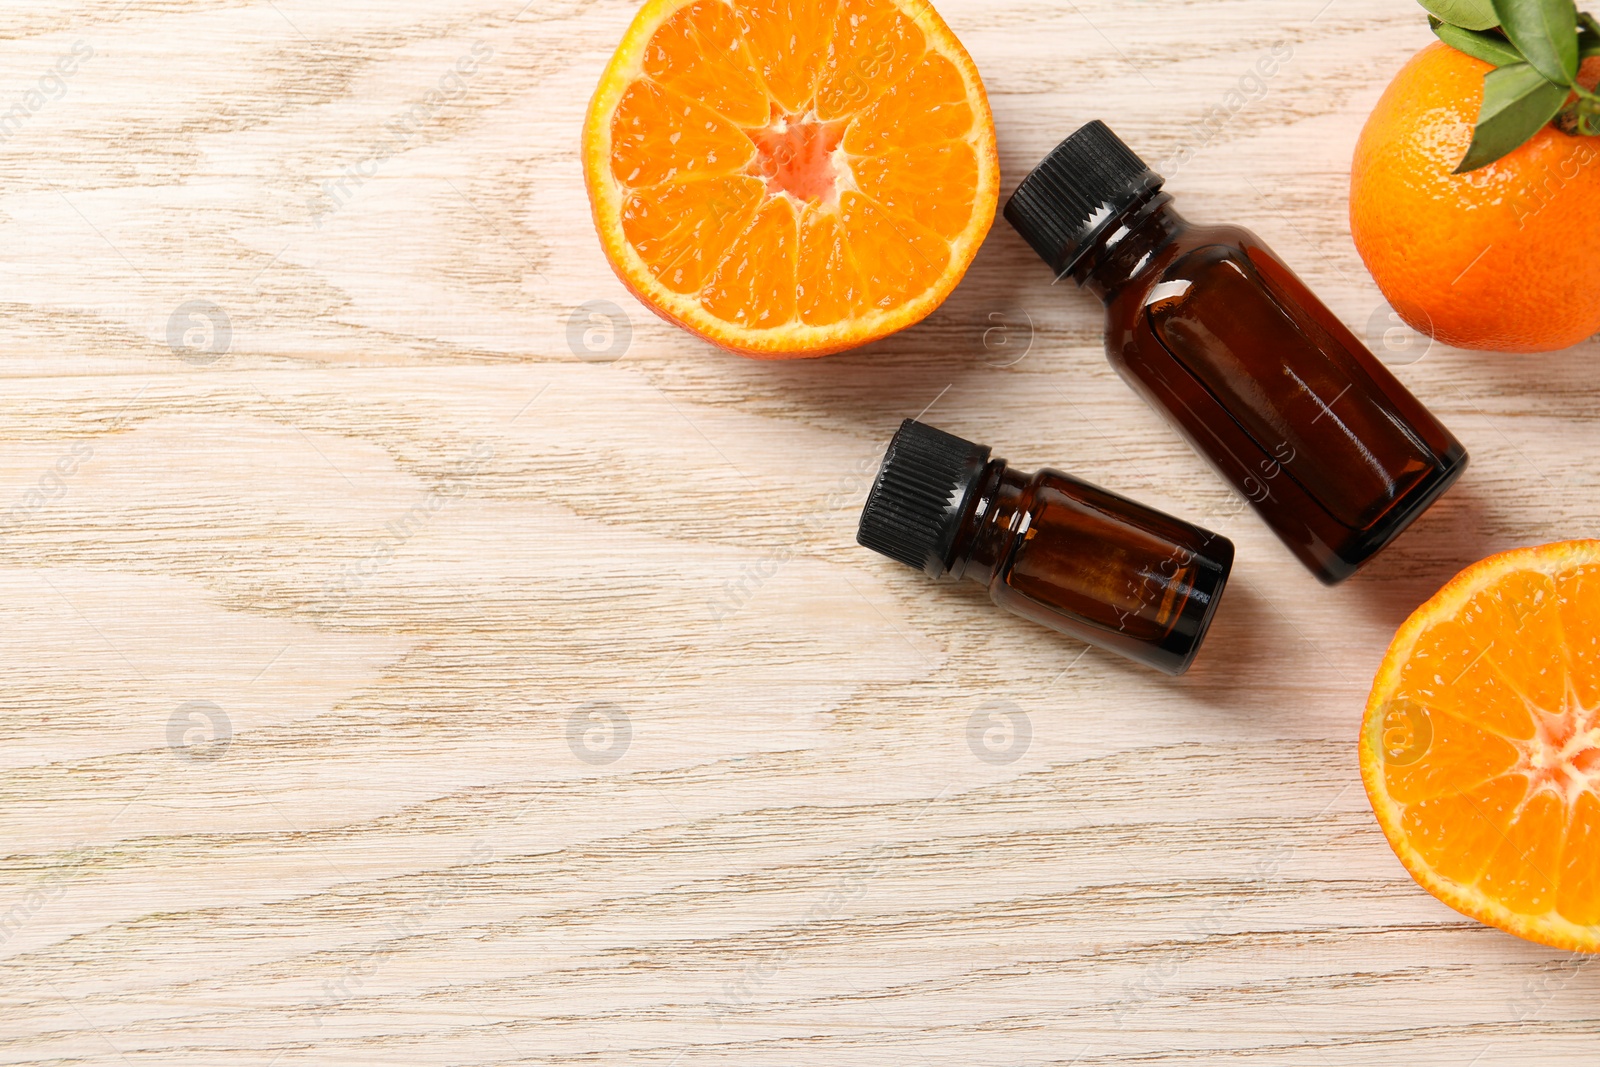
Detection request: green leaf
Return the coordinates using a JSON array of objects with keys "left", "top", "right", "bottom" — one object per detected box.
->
[
  {"left": 1491, "top": 0, "right": 1580, "bottom": 83},
  {"left": 1432, "top": 18, "right": 1527, "bottom": 64},
  {"left": 1456, "top": 61, "right": 1572, "bottom": 172},
  {"left": 1420, "top": 0, "right": 1502, "bottom": 29},
  {"left": 1582, "top": 12, "right": 1600, "bottom": 56}
]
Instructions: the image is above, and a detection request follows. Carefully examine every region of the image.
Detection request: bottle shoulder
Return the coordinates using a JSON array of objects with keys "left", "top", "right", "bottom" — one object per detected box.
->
[
  {"left": 1101, "top": 221, "right": 1285, "bottom": 320},
  {"left": 1173, "top": 220, "right": 1267, "bottom": 254}
]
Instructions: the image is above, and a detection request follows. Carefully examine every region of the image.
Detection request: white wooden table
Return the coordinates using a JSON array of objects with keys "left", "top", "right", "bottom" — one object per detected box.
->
[{"left": 1, "top": 1, "right": 1597, "bottom": 1064}]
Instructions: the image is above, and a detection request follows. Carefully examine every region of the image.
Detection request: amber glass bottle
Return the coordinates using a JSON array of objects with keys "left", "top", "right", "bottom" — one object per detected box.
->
[
  {"left": 1005, "top": 122, "right": 1468, "bottom": 584},
  {"left": 857, "top": 420, "right": 1233, "bottom": 675}
]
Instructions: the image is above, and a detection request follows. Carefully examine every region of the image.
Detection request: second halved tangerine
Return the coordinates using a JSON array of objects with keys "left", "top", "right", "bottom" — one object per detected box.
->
[{"left": 1361, "top": 541, "right": 1600, "bottom": 950}]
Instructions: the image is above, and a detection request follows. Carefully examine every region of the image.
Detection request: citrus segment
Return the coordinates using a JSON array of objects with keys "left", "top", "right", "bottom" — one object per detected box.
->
[
  {"left": 1394, "top": 619, "right": 1535, "bottom": 741},
  {"left": 814, "top": 0, "right": 927, "bottom": 120},
  {"left": 1478, "top": 790, "right": 1563, "bottom": 915},
  {"left": 841, "top": 53, "right": 972, "bottom": 155},
  {"left": 1398, "top": 774, "right": 1529, "bottom": 884},
  {"left": 702, "top": 197, "right": 798, "bottom": 328},
  {"left": 1379, "top": 701, "right": 1518, "bottom": 805},
  {"left": 584, "top": 0, "right": 998, "bottom": 358},
  {"left": 852, "top": 142, "right": 978, "bottom": 239},
  {"left": 621, "top": 176, "right": 764, "bottom": 294},
  {"left": 840, "top": 192, "right": 948, "bottom": 310},
  {"left": 1477, "top": 570, "right": 1568, "bottom": 714},
  {"left": 644, "top": 0, "right": 769, "bottom": 125},
  {"left": 1362, "top": 541, "right": 1600, "bottom": 950},
  {"left": 1558, "top": 565, "right": 1600, "bottom": 710},
  {"left": 795, "top": 210, "right": 862, "bottom": 326},
  {"left": 1557, "top": 792, "right": 1600, "bottom": 925},
  {"left": 608, "top": 81, "right": 754, "bottom": 187},
  {"left": 733, "top": 0, "right": 839, "bottom": 114}
]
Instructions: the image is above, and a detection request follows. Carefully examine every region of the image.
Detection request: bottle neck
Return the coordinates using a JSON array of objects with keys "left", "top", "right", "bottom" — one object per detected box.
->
[
  {"left": 1070, "top": 191, "right": 1183, "bottom": 302},
  {"left": 945, "top": 462, "right": 1030, "bottom": 586}
]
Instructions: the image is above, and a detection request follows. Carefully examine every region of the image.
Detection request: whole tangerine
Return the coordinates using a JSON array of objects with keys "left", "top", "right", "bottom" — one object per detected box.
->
[{"left": 1351, "top": 42, "right": 1600, "bottom": 353}]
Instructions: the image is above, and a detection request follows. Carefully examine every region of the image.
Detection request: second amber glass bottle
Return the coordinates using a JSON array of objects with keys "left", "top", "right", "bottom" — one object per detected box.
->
[
  {"left": 1005, "top": 122, "right": 1468, "bottom": 584},
  {"left": 857, "top": 420, "right": 1233, "bottom": 675}
]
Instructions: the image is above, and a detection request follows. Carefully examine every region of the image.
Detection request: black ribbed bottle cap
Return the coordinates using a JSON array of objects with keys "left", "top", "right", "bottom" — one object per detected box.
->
[
  {"left": 857, "top": 420, "right": 991, "bottom": 576},
  {"left": 1004, "top": 120, "right": 1165, "bottom": 278}
]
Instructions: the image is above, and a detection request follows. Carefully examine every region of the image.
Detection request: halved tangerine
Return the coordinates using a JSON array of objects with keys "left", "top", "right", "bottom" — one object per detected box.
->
[
  {"left": 1361, "top": 541, "right": 1600, "bottom": 950},
  {"left": 582, "top": 0, "right": 999, "bottom": 358}
]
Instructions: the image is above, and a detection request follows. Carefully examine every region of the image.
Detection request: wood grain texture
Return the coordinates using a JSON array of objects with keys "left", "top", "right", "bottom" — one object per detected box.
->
[{"left": 1, "top": 0, "right": 1598, "bottom": 1064}]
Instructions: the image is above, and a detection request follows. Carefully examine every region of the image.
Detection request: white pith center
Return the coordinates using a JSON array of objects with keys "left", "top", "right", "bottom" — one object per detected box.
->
[
  {"left": 1513, "top": 691, "right": 1600, "bottom": 813},
  {"left": 743, "top": 108, "right": 855, "bottom": 212}
]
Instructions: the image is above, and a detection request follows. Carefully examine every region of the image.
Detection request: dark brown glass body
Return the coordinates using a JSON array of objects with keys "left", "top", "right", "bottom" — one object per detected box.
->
[
  {"left": 1071, "top": 192, "right": 1468, "bottom": 584},
  {"left": 942, "top": 459, "right": 1233, "bottom": 675}
]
